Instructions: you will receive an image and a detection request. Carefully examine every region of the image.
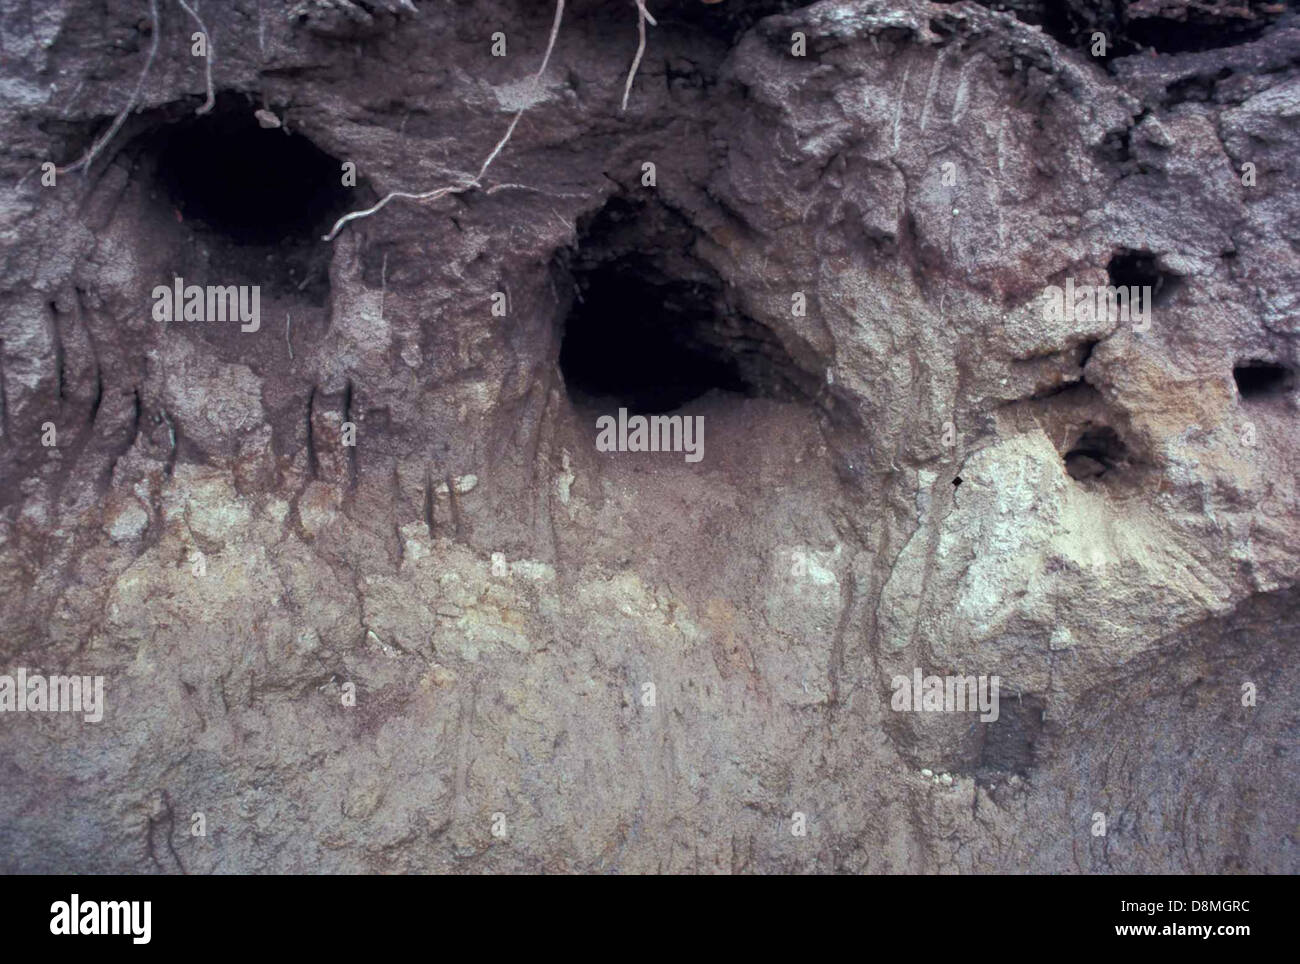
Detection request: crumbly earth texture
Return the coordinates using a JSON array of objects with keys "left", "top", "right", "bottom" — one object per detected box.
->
[{"left": 0, "top": 0, "right": 1296, "bottom": 872}]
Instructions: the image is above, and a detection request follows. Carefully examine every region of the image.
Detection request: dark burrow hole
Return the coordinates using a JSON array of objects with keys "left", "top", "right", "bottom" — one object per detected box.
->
[
  {"left": 1163, "top": 67, "right": 1234, "bottom": 107},
  {"left": 560, "top": 265, "right": 745, "bottom": 413},
  {"left": 1065, "top": 424, "right": 1127, "bottom": 481},
  {"left": 974, "top": 693, "right": 1046, "bottom": 786},
  {"left": 1107, "top": 248, "right": 1181, "bottom": 306},
  {"left": 1122, "top": 8, "right": 1282, "bottom": 54},
  {"left": 146, "top": 94, "right": 350, "bottom": 244},
  {"left": 937, "top": 0, "right": 1285, "bottom": 59},
  {"left": 1234, "top": 361, "right": 1295, "bottom": 400},
  {"left": 557, "top": 197, "right": 819, "bottom": 414},
  {"left": 134, "top": 93, "right": 356, "bottom": 300}
]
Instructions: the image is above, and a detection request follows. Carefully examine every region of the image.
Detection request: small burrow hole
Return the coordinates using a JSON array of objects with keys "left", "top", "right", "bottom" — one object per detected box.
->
[
  {"left": 933, "top": 1, "right": 1282, "bottom": 59},
  {"left": 1234, "top": 361, "right": 1294, "bottom": 400},
  {"left": 974, "top": 693, "right": 1046, "bottom": 785},
  {"left": 1107, "top": 248, "right": 1181, "bottom": 306},
  {"left": 1064, "top": 425, "right": 1127, "bottom": 481}
]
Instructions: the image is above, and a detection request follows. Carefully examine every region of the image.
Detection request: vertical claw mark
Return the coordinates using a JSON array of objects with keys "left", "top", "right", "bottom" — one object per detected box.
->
[
  {"left": 423, "top": 465, "right": 436, "bottom": 538},
  {"left": 306, "top": 386, "right": 318, "bottom": 479},
  {"left": 390, "top": 461, "right": 404, "bottom": 562},
  {"left": 89, "top": 362, "right": 102, "bottom": 426},
  {"left": 160, "top": 403, "right": 176, "bottom": 478},
  {"left": 445, "top": 473, "right": 463, "bottom": 542},
  {"left": 0, "top": 338, "right": 10, "bottom": 445},
  {"left": 146, "top": 789, "right": 186, "bottom": 874},
  {"left": 343, "top": 379, "right": 357, "bottom": 489}
]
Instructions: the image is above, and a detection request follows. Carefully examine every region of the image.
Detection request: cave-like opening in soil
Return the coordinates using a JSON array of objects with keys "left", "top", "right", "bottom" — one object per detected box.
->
[
  {"left": 146, "top": 93, "right": 351, "bottom": 245},
  {"left": 557, "top": 196, "right": 817, "bottom": 415},
  {"left": 559, "top": 258, "right": 748, "bottom": 413},
  {"left": 129, "top": 93, "right": 356, "bottom": 302}
]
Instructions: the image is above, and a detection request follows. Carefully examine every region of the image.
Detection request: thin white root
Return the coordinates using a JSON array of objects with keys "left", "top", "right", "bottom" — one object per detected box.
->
[
  {"left": 323, "top": 184, "right": 463, "bottom": 242},
  {"left": 483, "top": 182, "right": 587, "bottom": 198},
  {"left": 57, "top": 0, "right": 161, "bottom": 175},
  {"left": 176, "top": 0, "right": 216, "bottom": 115},
  {"left": 535, "top": 0, "right": 565, "bottom": 86},
  {"left": 473, "top": 108, "right": 526, "bottom": 185},
  {"left": 621, "top": 0, "right": 657, "bottom": 113},
  {"left": 323, "top": 0, "right": 566, "bottom": 242}
]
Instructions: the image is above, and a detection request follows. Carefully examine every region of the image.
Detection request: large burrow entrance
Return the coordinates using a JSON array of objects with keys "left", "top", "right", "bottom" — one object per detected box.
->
[
  {"left": 556, "top": 196, "right": 822, "bottom": 415},
  {"left": 133, "top": 92, "right": 356, "bottom": 302},
  {"left": 59, "top": 93, "right": 365, "bottom": 465},
  {"left": 150, "top": 101, "right": 346, "bottom": 245}
]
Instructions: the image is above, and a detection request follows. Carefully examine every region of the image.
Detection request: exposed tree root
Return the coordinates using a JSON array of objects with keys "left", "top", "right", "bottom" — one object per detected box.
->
[
  {"left": 621, "top": 0, "right": 658, "bottom": 112},
  {"left": 322, "top": 0, "right": 567, "bottom": 242},
  {"left": 57, "top": 0, "right": 161, "bottom": 176},
  {"left": 176, "top": 0, "right": 216, "bottom": 116}
]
